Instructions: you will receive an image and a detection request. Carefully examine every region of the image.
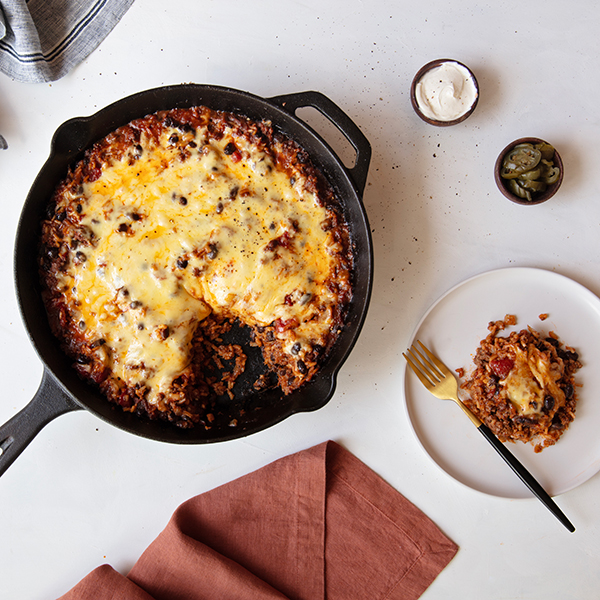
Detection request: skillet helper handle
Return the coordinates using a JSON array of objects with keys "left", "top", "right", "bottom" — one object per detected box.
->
[
  {"left": 0, "top": 369, "right": 80, "bottom": 477},
  {"left": 268, "top": 91, "right": 372, "bottom": 195},
  {"left": 477, "top": 423, "right": 575, "bottom": 532}
]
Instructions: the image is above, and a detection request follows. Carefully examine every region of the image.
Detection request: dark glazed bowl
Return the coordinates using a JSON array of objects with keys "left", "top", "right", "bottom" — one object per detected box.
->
[
  {"left": 495, "top": 137, "right": 563, "bottom": 206},
  {"left": 410, "top": 59, "right": 479, "bottom": 127}
]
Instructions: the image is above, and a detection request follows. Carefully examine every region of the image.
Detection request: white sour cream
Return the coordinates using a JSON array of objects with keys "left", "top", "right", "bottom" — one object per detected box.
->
[{"left": 415, "top": 61, "right": 477, "bottom": 122}]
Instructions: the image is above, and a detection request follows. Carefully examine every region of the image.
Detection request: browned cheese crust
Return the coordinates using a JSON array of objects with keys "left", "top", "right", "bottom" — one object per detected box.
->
[
  {"left": 39, "top": 106, "right": 353, "bottom": 428},
  {"left": 461, "top": 315, "right": 581, "bottom": 452}
]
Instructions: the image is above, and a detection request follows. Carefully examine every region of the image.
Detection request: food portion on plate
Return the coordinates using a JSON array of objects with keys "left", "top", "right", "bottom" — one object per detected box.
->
[
  {"left": 38, "top": 106, "right": 353, "bottom": 429},
  {"left": 460, "top": 314, "right": 582, "bottom": 453}
]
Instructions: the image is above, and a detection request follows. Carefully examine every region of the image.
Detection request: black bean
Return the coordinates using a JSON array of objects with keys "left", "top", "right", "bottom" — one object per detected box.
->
[
  {"left": 90, "top": 338, "right": 106, "bottom": 349},
  {"left": 207, "top": 244, "right": 218, "bottom": 260},
  {"left": 297, "top": 360, "right": 308, "bottom": 375},
  {"left": 544, "top": 395, "right": 555, "bottom": 411},
  {"left": 176, "top": 258, "right": 188, "bottom": 269},
  {"left": 179, "top": 196, "right": 188, "bottom": 206},
  {"left": 216, "top": 202, "right": 224, "bottom": 214},
  {"left": 291, "top": 342, "right": 301, "bottom": 355},
  {"left": 229, "top": 186, "right": 239, "bottom": 199},
  {"left": 45, "top": 203, "right": 56, "bottom": 219},
  {"left": 130, "top": 300, "right": 142, "bottom": 309},
  {"left": 223, "top": 142, "right": 237, "bottom": 155},
  {"left": 75, "top": 251, "right": 87, "bottom": 263},
  {"left": 168, "top": 133, "right": 179, "bottom": 144},
  {"left": 563, "top": 384, "right": 574, "bottom": 400}
]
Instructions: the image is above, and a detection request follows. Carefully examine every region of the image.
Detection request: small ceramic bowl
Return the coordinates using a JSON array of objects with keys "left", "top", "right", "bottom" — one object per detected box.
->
[
  {"left": 494, "top": 137, "right": 563, "bottom": 206},
  {"left": 410, "top": 59, "right": 479, "bottom": 126}
]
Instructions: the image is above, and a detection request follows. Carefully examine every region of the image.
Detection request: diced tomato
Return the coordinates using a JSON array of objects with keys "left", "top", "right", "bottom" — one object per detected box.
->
[
  {"left": 117, "top": 391, "right": 134, "bottom": 408},
  {"left": 274, "top": 318, "right": 299, "bottom": 333},
  {"left": 265, "top": 231, "right": 293, "bottom": 252},
  {"left": 490, "top": 358, "right": 514, "bottom": 379},
  {"left": 279, "top": 231, "right": 293, "bottom": 248},
  {"left": 85, "top": 160, "right": 103, "bottom": 182}
]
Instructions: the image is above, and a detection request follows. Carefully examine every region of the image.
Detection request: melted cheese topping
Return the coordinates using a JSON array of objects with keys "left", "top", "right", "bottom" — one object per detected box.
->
[
  {"left": 500, "top": 346, "right": 565, "bottom": 416},
  {"left": 56, "top": 126, "right": 342, "bottom": 403}
]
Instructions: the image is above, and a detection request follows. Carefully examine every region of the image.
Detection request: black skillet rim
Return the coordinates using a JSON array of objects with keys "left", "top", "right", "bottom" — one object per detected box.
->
[{"left": 13, "top": 84, "right": 373, "bottom": 444}]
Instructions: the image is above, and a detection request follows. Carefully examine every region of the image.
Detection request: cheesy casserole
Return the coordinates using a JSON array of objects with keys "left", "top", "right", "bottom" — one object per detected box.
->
[
  {"left": 39, "top": 106, "right": 353, "bottom": 428},
  {"left": 461, "top": 315, "right": 581, "bottom": 452}
]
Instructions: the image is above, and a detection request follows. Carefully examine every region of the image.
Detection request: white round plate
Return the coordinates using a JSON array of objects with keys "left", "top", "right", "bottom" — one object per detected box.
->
[{"left": 403, "top": 267, "right": 600, "bottom": 499}]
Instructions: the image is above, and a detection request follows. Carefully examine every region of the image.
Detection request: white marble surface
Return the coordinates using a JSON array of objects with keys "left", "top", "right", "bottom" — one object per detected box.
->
[{"left": 1, "top": 1, "right": 600, "bottom": 598}]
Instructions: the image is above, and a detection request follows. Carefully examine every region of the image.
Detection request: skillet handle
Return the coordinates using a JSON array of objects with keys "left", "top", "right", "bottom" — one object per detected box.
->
[
  {"left": 0, "top": 369, "right": 81, "bottom": 477},
  {"left": 268, "top": 91, "right": 372, "bottom": 194}
]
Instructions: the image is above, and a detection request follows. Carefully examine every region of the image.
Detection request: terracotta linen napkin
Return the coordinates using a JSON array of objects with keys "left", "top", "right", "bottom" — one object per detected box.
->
[{"left": 58, "top": 441, "right": 458, "bottom": 600}]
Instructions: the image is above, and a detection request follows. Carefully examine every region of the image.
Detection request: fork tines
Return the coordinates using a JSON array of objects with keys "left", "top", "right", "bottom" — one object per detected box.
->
[{"left": 403, "top": 341, "right": 445, "bottom": 387}]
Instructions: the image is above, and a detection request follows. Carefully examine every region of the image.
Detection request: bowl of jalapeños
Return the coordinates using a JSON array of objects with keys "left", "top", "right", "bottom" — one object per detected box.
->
[{"left": 495, "top": 137, "right": 563, "bottom": 205}]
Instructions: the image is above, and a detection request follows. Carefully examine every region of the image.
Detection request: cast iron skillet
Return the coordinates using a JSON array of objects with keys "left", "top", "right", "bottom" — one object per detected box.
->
[{"left": 0, "top": 85, "right": 373, "bottom": 477}]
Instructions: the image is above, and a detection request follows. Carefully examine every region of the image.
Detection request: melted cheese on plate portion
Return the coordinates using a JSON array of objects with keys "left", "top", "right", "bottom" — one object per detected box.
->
[{"left": 500, "top": 345, "right": 564, "bottom": 416}]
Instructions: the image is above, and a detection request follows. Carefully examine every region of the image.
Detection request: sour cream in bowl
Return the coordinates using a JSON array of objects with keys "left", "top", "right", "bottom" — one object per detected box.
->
[{"left": 411, "top": 59, "right": 479, "bottom": 126}]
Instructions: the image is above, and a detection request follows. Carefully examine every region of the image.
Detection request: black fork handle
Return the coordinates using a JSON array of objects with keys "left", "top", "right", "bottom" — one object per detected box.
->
[{"left": 477, "top": 423, "right": 575, "bottom": 532}]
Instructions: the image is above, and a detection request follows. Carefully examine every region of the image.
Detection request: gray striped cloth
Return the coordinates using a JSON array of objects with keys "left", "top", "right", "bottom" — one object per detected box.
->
[{"left": 0, "top": 0, "right": 134, "bottom": 84}]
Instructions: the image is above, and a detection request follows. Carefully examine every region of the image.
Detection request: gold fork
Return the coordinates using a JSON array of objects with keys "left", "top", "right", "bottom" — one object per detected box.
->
[{"left": 403, "top": 340, "right": 575, "bottom": 533}]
